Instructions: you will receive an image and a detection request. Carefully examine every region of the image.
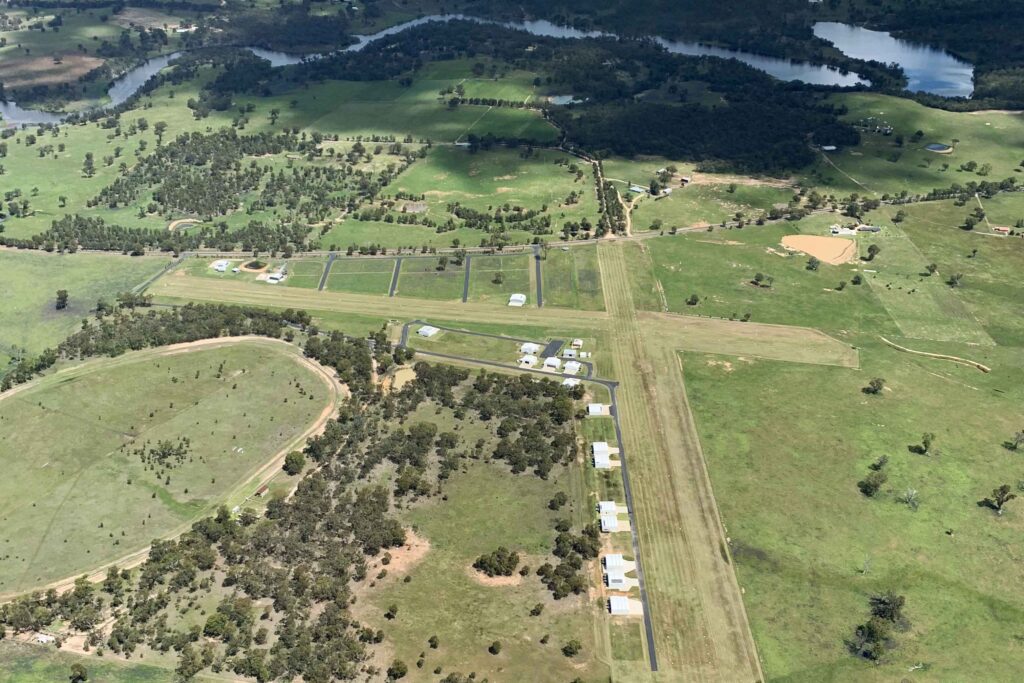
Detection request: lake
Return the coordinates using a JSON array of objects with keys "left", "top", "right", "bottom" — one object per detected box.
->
[
  {"left": 813, "top": 22, "right": 974, "bottom": 97},
  {"left": 1, "top": 16, "right": 973, "bottom": 125}
]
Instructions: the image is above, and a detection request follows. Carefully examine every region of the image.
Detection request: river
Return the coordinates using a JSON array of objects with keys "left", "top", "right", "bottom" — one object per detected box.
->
[{"left": 0, "top": 15, "right": 973, "bottom": 125}]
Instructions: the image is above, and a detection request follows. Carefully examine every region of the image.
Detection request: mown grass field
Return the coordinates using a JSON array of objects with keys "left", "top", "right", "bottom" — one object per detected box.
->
[
  {"left": 541, "top": 244, "right": 605, "bottom": 311},
  {"left": 0, "top": 340, "right": 332, "bottom": 595},
  {"left": 316, "top": 219, "right": 531, "bottom": 251},
  {"left": 685, "top": 338, "right": 1024, "bottom": 681},
  {"left": 631, "top": 183, "right": 796, "bottom": 230},
  {"left": 407, "top": 327, "right": 540, "bottom": 364},
  {"left": 325, "top": 256, "right": 395, "bottom": 295},
  {"left": 468, "top": 253, "right": 532, "bottom": 305},
  {"left": 396, "top": 257, "right": 466, "bottom": 301},
  {"left": 804, "top": 93, "right": 1024, "bottom": 197},
  {"left": 0, "top": 251, "right": 168, "bottom": 358}
]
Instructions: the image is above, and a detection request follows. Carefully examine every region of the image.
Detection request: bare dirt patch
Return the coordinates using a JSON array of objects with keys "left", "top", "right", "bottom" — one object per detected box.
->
[
  {"left": 380, "top": 530, "right": 430, "bottom": 575},
  {"left": 685, "top": 172, "right": 793, "bottom": 189},
  {"left": 114, "top": 7, "right": 182, "bottom": 29},
  {"left": 466, "top": 565, "right": 522, "bottom": 587},
  {"left": 388, "top": 366, "right": 417, "bottom": 392},
  {"left": 705, "top": 359, "right": 734, "bottom": 372},
  {"left": 780, "top": 234, "right": 857, "bottom": 265},
  {"left": 0, "top": 54, "right": 105, "bottom": 88},
  {"left": 167, "top": 218, "right": 200, "bottom": 232},
  {"left": 401, "top": 201, "right": 428, "bottom": 214},
  {"left": 493, "top": 174, "right": 517, "bottom": 180}
]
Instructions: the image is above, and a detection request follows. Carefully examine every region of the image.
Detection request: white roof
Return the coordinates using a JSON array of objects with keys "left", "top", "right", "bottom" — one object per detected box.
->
[
  {"left": 572, "top": 338, "right": 584, "bottom": 348},
  {"left": 588, "top": 403, "right": 606, "bottom": 415},
  {"left": 608, "top": 596, "right": 630, "bottom": 614},
  {"left": 592, "top": 442, "right": 610, "bottom": 456},
  {"left": 562, "top": 348, "right": 577, "bottom": 359},
  {"left": 600, "top": 514, "right": 619, "bottom": 532},
  {"left": 603, "top": 553, "right": 625, "bottom": 569},
  {"left": 212, "top": 259, "right": 230, "bottom": 269},
  {"left": 508, "top": 293, "right": 527, "bottom": 306},
  {"left": 564, "top": 361, "right": 582, "bottom": 375},
  {"left": 562, "top": 378, "right": 581, "bottom": 387},
  {"left": 597, "top": 501, "right": 617, "bottom": 515},
  {"left": 594, "top": 452, "right": 611, "bottom": 469},
  {"left": 519, "top": 342, "right": 541, "bottom": 354},
  {"left": 519, "top": 354, "right": 539, "bottom": 365},
  {"left": 605, "top": 569, "right": 627, "bottom": 587},
  {"left": 543, "top": 356, "right": 561, "bottom": 368},
  {"left": 417, "top": 325, "right": 439, "bottom": 337}
]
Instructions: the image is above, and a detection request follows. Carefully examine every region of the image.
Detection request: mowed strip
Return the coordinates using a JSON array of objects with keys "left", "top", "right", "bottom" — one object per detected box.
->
[
  {"left": 599, "top": 241, "right": 763, "bottom": 682},
  {"left": 153, "top": 270, "right": 607, "bottom": 327}
]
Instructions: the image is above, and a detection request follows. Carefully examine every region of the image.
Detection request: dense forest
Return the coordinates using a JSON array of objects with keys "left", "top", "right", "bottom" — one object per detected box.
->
[{"left": 0, "top": 308, "right": 598, "bottom": 682}]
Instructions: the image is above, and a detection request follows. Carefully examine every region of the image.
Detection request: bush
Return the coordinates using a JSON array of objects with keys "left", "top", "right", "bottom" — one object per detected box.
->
[
  {"left": 283, "top": 450, "right": 305, "bottom": 475},
  {"left": 561, "top": 639, "right": 582, "bottom": 657},
  {"left": 488, "top": 640, "right": 502, "bottom": 655}
]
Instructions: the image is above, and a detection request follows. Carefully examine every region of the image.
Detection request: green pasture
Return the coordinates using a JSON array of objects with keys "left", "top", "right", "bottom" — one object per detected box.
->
[
  {"left": 631, "top": 183, "right": 796, "bottom": 230},
  {"left": 316, "top": 220, "right": 533, "bottom": 250},
  {"left": 396, "top": 258, "right": 466, "bottom": 301},
  {"left": 282, "top": 258, "right": 325, "bottom": 289},
  {"left": 468, "top": 253, "right": 532, "bottom": 305},
  {"left": 685, "top": 339, "right": 1024, "bottom": 681},
  {"left": 0, "top": 341, "right": 328, "bottom": 594},
  {"left": 393, "top": 146, "right": 599, "bottom": 224},
  {"left": 324, "top": 256, "right": 395, "bottom": 295},
  {"left": 864, "top": 198, "right": 1024, "bottom": 346},
  {"left": 408, "top": 327, "right": 531, "bottom": 365},
  {"left": 0, "top": 251, "right": 167, "bottom": 359},
  {"left": 803, "top": 93, "right": 1024, "bottom": 197},
  {"left": 641, "top": 228, "right": 897, "bottom": 333},
  {"left": 360, "top": 459, "right": 608, "bottom": 682},
  {"left": 541, "top": 244, "right": 605, "bottom": 311},
  {"left": 0, "top": 641, "right": 174, "bottom": 683},
  {"left": 856, "top": 227, "right": 995, "bottom": 345}
]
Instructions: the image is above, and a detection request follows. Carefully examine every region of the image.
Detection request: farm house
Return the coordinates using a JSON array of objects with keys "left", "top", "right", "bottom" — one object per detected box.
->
[
  {"left": 519, "top": 342, "right": 541, "bottom": 354},
  {"left": 417, "top": 325, "right": 440, "bottom": 338}
]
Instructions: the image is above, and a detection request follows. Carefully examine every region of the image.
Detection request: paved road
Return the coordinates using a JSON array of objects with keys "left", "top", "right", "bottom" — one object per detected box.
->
[
  {"left": 462, "top": 255, "right": 472, "bottom": 303},
  {"left": 388, "top": 258, "right": 403, "bottom": 297},
  {"left": 317, "top": 252, "right": 336, "bottom": 291}
]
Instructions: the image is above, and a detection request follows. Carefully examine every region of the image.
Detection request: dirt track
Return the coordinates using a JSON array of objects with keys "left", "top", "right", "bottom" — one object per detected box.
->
[{"left": 0, "top": 336, "right": 345, "bottom": 603}]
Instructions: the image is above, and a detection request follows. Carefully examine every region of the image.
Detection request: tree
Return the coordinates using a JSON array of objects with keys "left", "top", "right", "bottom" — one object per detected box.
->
[
  {"left": 283, "top": 450, "right": 305, "bottom": 476},
  {"left": 82, "top": 152, "right": 95, "bottom": 178},
  {"left": 981, "top": 484, "right": 1016, "bottom": 515},
  {"left": 154, "top": 121, "right": 168, "bottom": 145},
  {"left": 806, "top": 256, "right": 820, "bottom": 271},
  {"left": 925, "top": 263, "right": 938, "bottom": 276},
  {"left": 55, "top": 289, "right": 69, "bottom": 310},
  {"left": 947, "top": 272, "right": 964, "bottom": 288},
  {"left": 561, "top": 639, "right": 582, "bottom": 657},
  {"left": 649, "top": 179, "right": 661, "bottom": 196},
  {"left": 387, "top": 659, "right": 408, "bottom": 680},
  {"left": 858, "top": 470, "right": 888, "bottom": 497},
  {"left": 686, "top": 293, "right": 699, "bottom": 306},
  {"left": 1004, "top": 430, "right": 1024, "bottom": 451},
  {"left": 492, "top": 271, "right": 504, "bottom": 285},
  {"left": 870, "top": 592, "right": 908, "bottom": 625},
  {"left": 69, "top": 663, "right": 89, "bottom": 682},
  {"left": 864, "top": 244, "right": 881, "bottom": 261},
  {"left": 488, "top": 640, "right": 502, "bottom": 655},
  {"left": 428, "top": 635, "right": 439, "bottom": 649},
  {"left": 862, "top": 378, "right": 885, "bottom": 395},
  {"left": 548, "top": 492, "right": 568, "bottom": 510}
]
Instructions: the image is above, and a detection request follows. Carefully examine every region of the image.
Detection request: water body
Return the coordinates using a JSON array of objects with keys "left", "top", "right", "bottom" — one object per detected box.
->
[
  {"left": 1, "top": 15, "right": 966, "bottom": 125},
  {"left": 813, "top": 22, "right": 974, "bottom": 97}
]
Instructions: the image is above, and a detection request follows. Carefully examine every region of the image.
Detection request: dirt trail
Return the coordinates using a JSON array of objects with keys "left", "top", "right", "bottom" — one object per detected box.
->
[
  {"left": 598, "top": 242, "right": 764, "bottom": 681},
  {"left": 0, "top": 337, "right": 346, "bottom": 603}
]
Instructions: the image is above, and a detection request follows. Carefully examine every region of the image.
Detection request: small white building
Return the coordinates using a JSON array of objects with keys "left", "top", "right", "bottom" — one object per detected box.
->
[
  {"left": 571, "top": 339, "right": 584, "bottom": 349},
  {"left": 519, "top": 354, "right": 539, "bottom": 368},
  {"left": 821, "top": 145, "right": 837, "bottom": 152},
  {"left": 508, "top": 293, "right": 527, "bottom": 307},
  {"left": 592, "top": 442, "right": 611, "bottom": 458},
  {"left": 588, "top": 403, "right": 607, "bottom": 416},
  {"left": 562, "top": 378, "right": 581, "bottom": 388},
  {"left": 232, "top": 267, "right": 241, "bottom": 273},
  {"left": 212, "top": 259, "right": 230, "bottom": 273},
  {"left": 519, "top": 342, "right": 541, "bottom": 354},
  {"left": 562, "top": 348, "right": 578, "bottom": 359},
  {"left": 605, "top": 569, "right": 627, "bottom": 590},
  {"left": 543, "top": 356, "right": 562, "bottom": 370},
  {"left": 417, "top": 325, "right": 440, "bottom": 338},
  {"left": 563, "top": 360, "right": 582, "bottom": 375},
  {"left": 266, "top": 270, "right": 287, "bottom": 284},
  {"left": 35, "top": 633, "right": 56, "bottom": 644},
  {"left": 600, "top": 514, "right": 620, "bottom": 533},
  {"left": 603, "top": 553, "right": 625, "bottom": 570},
  {"left": 597, "top": 501, "right": 618, "bottom": 515},
  {"left": 594, "top": 451, "right": 611, "bottom": 469},
  {"left": 608, "top": 596, "right": 630, "bottom": 615}
]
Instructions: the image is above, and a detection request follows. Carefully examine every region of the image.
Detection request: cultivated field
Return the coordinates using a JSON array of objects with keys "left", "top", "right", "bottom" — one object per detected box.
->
[{"left": 0, "top": 338, "right": 338, "bottom": 595}]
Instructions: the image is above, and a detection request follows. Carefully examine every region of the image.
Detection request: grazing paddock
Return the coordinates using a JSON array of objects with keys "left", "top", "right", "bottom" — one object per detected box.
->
[
  {"left": 541, "top": 244, "right": 605, "bottom": 311},
  {"left": 685, "top": 339, "right": 1024, "bottom": 680},
  {"left": 325, "top": 257, "right": 396, "bottom": 296},
  {"left": 0, "top": 54, "right": 105, "bottom": 88},
  {"left": 780, "top": 234, "right": 857, "bottom": 264},
  {"left": 0, "top": 339, "right": 336, "bottom": 595}
]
